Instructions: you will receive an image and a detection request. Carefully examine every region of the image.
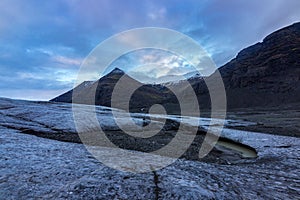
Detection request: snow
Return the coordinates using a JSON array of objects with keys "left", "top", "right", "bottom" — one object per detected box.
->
[{"left": 0, "top": 97, "right": 255, "bottom": 136}]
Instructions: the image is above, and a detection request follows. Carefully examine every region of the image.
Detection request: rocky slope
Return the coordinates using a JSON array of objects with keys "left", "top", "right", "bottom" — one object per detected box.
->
[
  {"left": 212, "top": 22, "right": 300, "bottom": 108},
  {"left": 51, "top": 81, "right": 93, "bottom": 103},
  {"left": 51, "top": 68, "right": 178, "bottom": 113}
]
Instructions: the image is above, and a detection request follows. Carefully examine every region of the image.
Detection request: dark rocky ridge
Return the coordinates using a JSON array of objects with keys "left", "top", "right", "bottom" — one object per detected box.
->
[
  {"left": 51, "top": 81, "right": 93, "bottom": 103},
  {"left": 214, "top": 22, "right": 300, "bottom": 108},
  {"left": 53, "top": 68, "right": 180, "bottom": 113},
  {"left": 51, "top": 22, "right": 300, "bottom": 111}
]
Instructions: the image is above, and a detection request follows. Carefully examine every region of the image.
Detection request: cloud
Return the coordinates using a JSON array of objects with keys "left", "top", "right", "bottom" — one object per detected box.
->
[
  {"left": 52, "top": 55, "right": 82, "bottom": 66},
  {"left": 0, "top": 0, "right": 299, "bottom": 99},
  {"left": 109, "top": 49, "right": 196, "bottom": 83},
  {"left": 148, "top": 7, "right": 167, "bottom": 21}
]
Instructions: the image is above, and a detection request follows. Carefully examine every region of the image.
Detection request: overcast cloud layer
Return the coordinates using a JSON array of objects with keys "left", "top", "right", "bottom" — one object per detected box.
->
[{"left": 0, "top": 0, "right": 299, "bottom": 100}]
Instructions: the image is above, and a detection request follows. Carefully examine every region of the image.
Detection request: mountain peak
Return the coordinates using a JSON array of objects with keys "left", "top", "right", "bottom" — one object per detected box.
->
[
  {"left": 100, "top": 67, "right": 126, "bottom": 80},
  {"left": 100, "top": 68, "right": 126, "bottom": 79},
  {"left": 109, "top": 67, "right": 125, "bottom": 74}
]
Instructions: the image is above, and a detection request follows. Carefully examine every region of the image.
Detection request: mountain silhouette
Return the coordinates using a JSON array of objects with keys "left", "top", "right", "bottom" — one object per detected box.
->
[
  {"left": 51, "top": 22, "right": 300, "bottom": 112},
  {"left": 52, "top": 67, "right": 179, "bottom": 113}
]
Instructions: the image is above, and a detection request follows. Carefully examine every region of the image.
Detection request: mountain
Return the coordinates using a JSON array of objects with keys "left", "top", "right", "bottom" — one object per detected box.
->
[
  {"left": 51, "top": 68, "right": 126, "bottom": 105},
  {"left": 206, "top": 22, "right": 300, "bottom": 108},
  {"left": 184, "top": 71, "right": 202, "bottom": 79},
  {"left": 161, "top": 71, "right": 204, "bottom": 87},
  {"left": 51, "top": 68, "right": 179, "bottom": 113},
  {"left": 51, "top": 22, "right": 300, "bottom": 112},
  {"left": 154, "top": 70, "right": 202, "bottom": 84},
  {"left": 51, "top": 81, "right": 94, "bottom": 103}
]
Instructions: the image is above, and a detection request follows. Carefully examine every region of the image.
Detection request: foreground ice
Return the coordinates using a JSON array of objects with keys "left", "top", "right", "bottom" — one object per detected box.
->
[
  {"left": 0, "top": 98, "right": 299, "bottom": 199},
  {"left": 0, "top": 97, "right": 255, "bottom": 135}
]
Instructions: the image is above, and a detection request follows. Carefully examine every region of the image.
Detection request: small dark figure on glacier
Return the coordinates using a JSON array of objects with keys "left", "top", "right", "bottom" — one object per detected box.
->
[{"left": 141, "top": 108, "right": 147, "bottom": 127}]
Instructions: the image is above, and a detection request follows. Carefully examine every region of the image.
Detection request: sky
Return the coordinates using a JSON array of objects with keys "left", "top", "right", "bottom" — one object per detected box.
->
[{"left": 0, "top": 0, "right": 299, "bottom": 100}]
